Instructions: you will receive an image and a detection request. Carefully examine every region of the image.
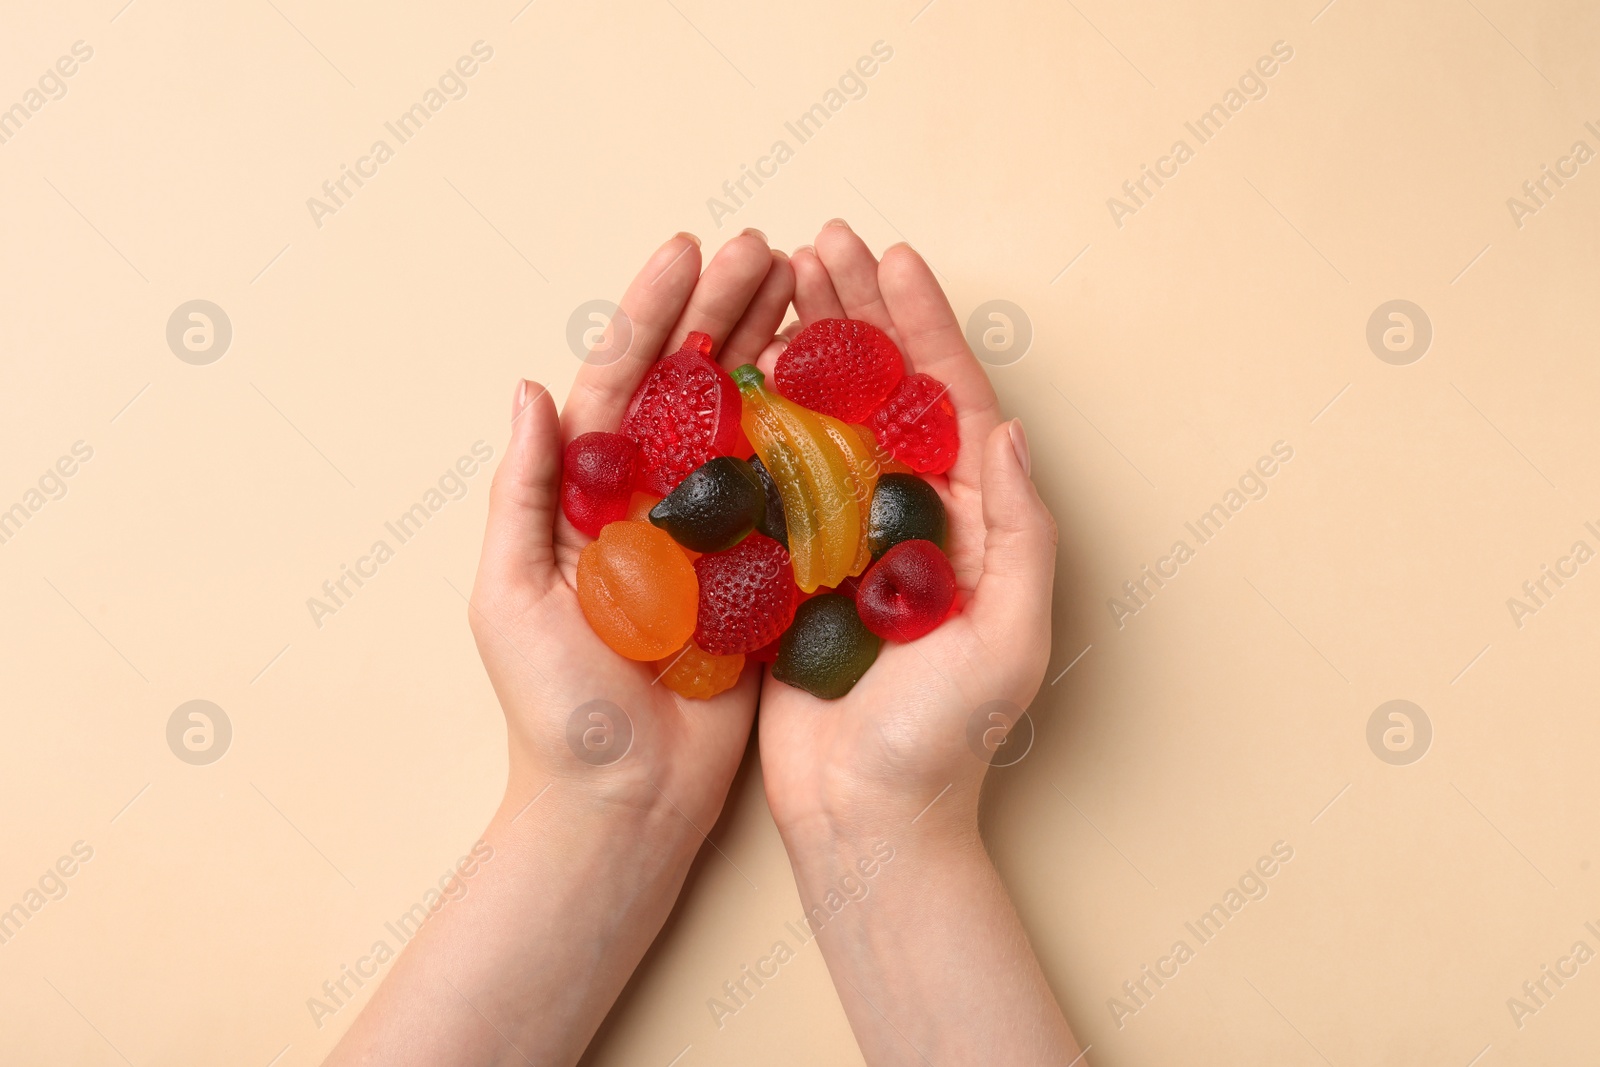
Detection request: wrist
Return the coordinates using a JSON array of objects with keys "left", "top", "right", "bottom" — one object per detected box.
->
[
  {"left": 772, "top": 775, "right": 984, "bottom": 880},
  {"left": 497, "top": 757, "right": 707, "bottom": 872}
]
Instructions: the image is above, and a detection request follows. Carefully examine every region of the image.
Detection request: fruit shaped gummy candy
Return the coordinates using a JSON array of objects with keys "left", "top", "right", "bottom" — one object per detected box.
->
[
  {"left": 774, "top": 318, "right": 905, "bottom": 423},
  {"left": 773, "top": 593, "right": 881, "bottom": 699},
  {"left": 621, "top": 330, "right": 743, "bottom": 496},
  {"left": 576, "top": 521, "right": 698, "bottom": 660},
  {"left": 866, "top": 372, "right": 960, "bottom": 475},
  {"left": 812, "top": 416, "right": 879, "bottom": 578},
  {"left": 561, "top": 432, "right": 637, "bottom": 538},
  {"left": 625, "top": 492, "right": 661, "bottom": 522},
  {"left": 731, "top": 364, "right": 861, "bottom": 593},
  {"left": 654, "top": 641, "right": 745, "bottom": 699},
  {"left": 855, "top": 539, "right": 956, "bottom": 643},
  {"left": 648, "top": 456, "right": 765, "bottom": 553},
  {"left": 693, "top": 532, "right": 796, "bottom": 656},
  {"left": 746, "top": 454, "right": 788, "bottom": 549},
  {"left": 867, "top": 473, "right": 947, "bottom": 560},
  {"left": 851, "top": 422, "right": 915, "bottom": 478}
]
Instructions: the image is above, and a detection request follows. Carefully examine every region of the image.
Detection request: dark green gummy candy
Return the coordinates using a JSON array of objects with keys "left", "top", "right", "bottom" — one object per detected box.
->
[
  {"left": 649, "top": 456, "right": 765, "bottom": 553},
  {"left": 748, "top": 453, "right": 788, "bottom": 549},
  {"left": 867, "top": 473, "right": 947, "bottom": 560},
  {"left": 773, "top": 594, "right": 881, "bottom": 699}
]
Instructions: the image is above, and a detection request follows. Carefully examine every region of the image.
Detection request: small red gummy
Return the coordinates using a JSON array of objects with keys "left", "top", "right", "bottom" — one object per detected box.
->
[
  {"left": 866, "top": 372, "right": 959, "bottom": 475},
  {"left": 621, "top": 331, "right": 743, "bottom": 496},
  {"left": 561, "top": 432, "right": 637, "bottom": 537},
  {"left": 855, "top": 539, "right": 956, "bottom": 642},
  {"left": 693, "top": 533, "right": 797, "bottom": 656},
  {"left": 775, "top": 318, "right": 905, "bottom": 423}
]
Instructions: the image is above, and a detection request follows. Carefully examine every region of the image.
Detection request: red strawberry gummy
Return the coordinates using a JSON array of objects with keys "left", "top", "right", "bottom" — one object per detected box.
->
[
  {"left": 561, "top": 432, "right": 637, "bottom": 537},
  {"left": 693, "top": 532, "right": 797, "bottom": 656},
  {"left": 621, "top": 330, "right": 743, "bottom": 496},
  {"left": 855, "top": 539, "right": 956, "bottom": 642},
  {"left": 775, "top": 318, "right": 905, "bottom": 423},
  {"left": 865, "top": 372, "right": 959, "bottom": 475}
]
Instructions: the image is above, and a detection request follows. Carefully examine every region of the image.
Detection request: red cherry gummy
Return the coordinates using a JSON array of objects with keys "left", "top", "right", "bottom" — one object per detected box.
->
[
  {"left": 693, "top": 532, "right": 797, "bottom": 656},
  {"left": 855, "top": 539, "right": 956, "bottom": 642},
  {"left": 561, "top": 432, "right": 637, "bottom": 537},
  {"left": 621, "top": 330, "right": 743, "bottom": 496},
  {"left": 775, "top": 318, "right": 905, "bottom": 423},
  {"left": 865, "top": 373, "right": 959, "bottom": 475}
]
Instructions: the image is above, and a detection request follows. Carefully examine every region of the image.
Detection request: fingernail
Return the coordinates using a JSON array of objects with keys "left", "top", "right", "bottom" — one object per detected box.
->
[
  {"left": 741, "top": 227, "right": 768, "bottom": 243},
  {"left": 824, "top": 218, "right": 850, "bottom": 229},
  {"left": 512, "top": 379, "right": 533, "bottom": 421},
  {"left": 1008, "top": 419, "right": 1031, "bottom": 477},
  {"left": 793, "top": 244, "right": 815, "bottom": 258},
  {"left": 770, "top": 248, "right": 789, "bottom": 262},
  {"left": 886, "top": 240, "right": 915, "bottom": 255},
  {"left": 674, "top": 231, "right": 701, "bottom": 248}
]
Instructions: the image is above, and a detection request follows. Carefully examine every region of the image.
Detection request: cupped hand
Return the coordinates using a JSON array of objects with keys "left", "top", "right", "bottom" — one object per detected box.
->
[
  {"left": 469, "top": 229, "right": 793, "bottom": 830},
  {"left": 756, "top": 222, "right": 1059, "bottom": 843}
]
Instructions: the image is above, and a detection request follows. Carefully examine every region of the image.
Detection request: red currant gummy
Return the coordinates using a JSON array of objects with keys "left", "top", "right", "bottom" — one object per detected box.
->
[{"left": 561, "top": 432, "right": 637, "bottom": 537}]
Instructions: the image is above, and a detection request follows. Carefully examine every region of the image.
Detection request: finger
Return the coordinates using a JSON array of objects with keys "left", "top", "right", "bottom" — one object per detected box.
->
[
  {"left": 754, "top": 336, "right": 786, "bottom": 378},
  {"left": 478, "top": 380, "right": 563, "bottom": 594},
  {"left": 877, "top": 242, "right": 1001, "bottom": 491},
  {"left": 663, "top": 229, "right": 775, "bottom": 355},
  {"left": 563, "top": 233, "right": 702, "bottom": 441},
  {"left": 814, "top": 219, "right": 895, "bottom": 335},
  {"left": 791, "top": 245, "right": 845, "bottom": 324},
  {"left": 720, "top": 249, "right": 794, "bottom": 371},
  {"left": 968, "top": 420, "right": 1056, "bottom": 652}
]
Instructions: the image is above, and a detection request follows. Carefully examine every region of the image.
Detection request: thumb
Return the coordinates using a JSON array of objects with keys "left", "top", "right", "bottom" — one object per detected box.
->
[
  {"left": 969, "top": 419, "right": 1058, "bottom": 648},
  {"left": 479, "top": 379, "right": 562, "bottom": 592}
]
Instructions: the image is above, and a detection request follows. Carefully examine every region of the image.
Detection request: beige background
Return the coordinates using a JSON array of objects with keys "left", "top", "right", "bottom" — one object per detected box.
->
[{"left": 3, "top": 0, "right": 1598, "bottom": 1063}]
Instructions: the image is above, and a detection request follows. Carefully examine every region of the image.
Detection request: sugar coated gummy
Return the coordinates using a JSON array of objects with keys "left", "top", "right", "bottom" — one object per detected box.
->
[
  {"left": 855, "top": 539, "right": 956, "bottom": 643},
  {"left": 775, "top": 318, "right": 905, "bottom": 423},
  {"left": 772, "top": 593, "right": 881, "bottom": 699},
  {"left": 621, "top": 331, "right": 743, "bottom": 496},
  {"left": 693, "top": 532, "right": 797, "bottom": 656},
  {"left": 576, "top": 521, "right": 698, "bottom": 660},
  {"left": 648, "top": 456, "right": 766, "bottom": 554},
  {"left": 655, "top": 642, "right": 745, "bottom": 699},
  {"left": 561, "top": 432, "right": 638, "bottom": 538},
  {"left": 866, "top": 372, "right": 959, "bottom": 475}
]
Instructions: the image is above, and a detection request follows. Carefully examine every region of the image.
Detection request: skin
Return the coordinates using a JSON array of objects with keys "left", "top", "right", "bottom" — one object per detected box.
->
[
  {"left": 322, "top": 222, "right": 1081, "bottom": 1066},
  {"left": 759, "top": 221, "right": 1083, "bottom": 1065}
]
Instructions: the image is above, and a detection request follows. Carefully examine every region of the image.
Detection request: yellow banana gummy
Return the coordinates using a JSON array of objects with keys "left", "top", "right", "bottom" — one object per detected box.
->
[
  {"left": 732, "top": 364, "right": 860, "bottom": 591},
  {"left": 814, "top": 414, "right": 878, "bottom": 579}
]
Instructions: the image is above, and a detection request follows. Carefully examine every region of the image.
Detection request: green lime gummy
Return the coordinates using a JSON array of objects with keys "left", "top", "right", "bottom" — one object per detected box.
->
[
  {"left": 867, "top": 473, "right": 948, "bottom": 560},
  {"left": 773, "top": 593, "right": 881, "bottom": 699}
]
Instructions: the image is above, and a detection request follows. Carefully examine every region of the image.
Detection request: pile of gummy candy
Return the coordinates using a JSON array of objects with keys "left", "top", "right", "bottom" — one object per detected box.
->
[{"left": 563, "top": 319, "right": 960, "bottom": 699}]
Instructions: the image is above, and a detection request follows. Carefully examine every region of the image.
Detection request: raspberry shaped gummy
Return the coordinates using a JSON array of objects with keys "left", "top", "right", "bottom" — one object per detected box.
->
[
  {"left": 561, "top": 432, "right": 638, "bottom": 538},
  {"left": 693, "top": 532, "right": 797, "bottom": 656},
  {"left": 775, "top": 318, "right": 905, "bottom": 423},
  {"left": 621, "top": 331, "right": 743, "bottom": 496},
  {"left": 865, "top": 373, "right": 959, "bottom": 475}
]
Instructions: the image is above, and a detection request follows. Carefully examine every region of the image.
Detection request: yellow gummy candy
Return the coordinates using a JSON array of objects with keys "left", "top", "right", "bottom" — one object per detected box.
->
[
  {"left": 814, "top": 414, "right": 877, "bottom": 579},
  {"left": 732, "top": 365, "right": 861, "bottom": 592}
]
